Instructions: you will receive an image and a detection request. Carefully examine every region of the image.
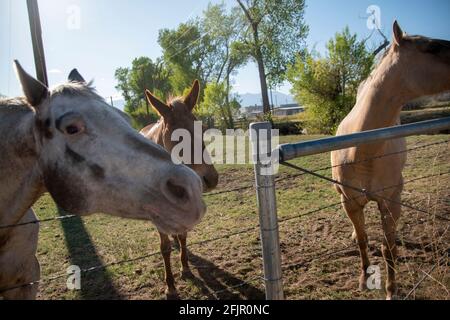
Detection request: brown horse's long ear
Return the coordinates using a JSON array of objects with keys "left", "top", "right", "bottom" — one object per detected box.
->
[
  {"left": 393, "top": 20, "right": 404, "bottom": 47},
  {"left": 184, "top": 80, "right": 200, "bottom": 111},
  {"left": 145, "top": 90, "right": 171, "bottom": 118},
  {"left": 14, "top": 60, "right": 49, "bottom": 108}
]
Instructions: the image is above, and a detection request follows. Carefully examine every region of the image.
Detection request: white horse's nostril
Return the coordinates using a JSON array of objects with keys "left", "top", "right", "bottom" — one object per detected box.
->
[{"left": 166, "top": 179, "right": 188, "bottom": 201}]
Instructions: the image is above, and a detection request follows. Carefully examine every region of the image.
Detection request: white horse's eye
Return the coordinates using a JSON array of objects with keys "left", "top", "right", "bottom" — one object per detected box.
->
[
  {"left": 56, "top": 112, "right": 86, "bottom": 136},
  {"left": 66, "top": 125, "right": 81, "bottom": 135}
]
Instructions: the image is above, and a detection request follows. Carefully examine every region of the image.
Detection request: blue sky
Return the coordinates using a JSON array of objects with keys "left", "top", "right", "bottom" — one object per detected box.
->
[{"left": 1, "top": 0, "right": 449, "bottom": 101}]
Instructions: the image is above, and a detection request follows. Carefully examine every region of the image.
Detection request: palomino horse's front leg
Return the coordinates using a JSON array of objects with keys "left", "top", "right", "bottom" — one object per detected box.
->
[
  {"left": 176, "top": 233, "right": 191, "bottom": 277},
  {"left": 341, "top": 195, "right": 371, "bottom": 290},
  {"left": 377, "top": 194, "right": 401, "bottom": 300},
  {"left": 159, "top": 232, "right": 178, "bottom": 299}
]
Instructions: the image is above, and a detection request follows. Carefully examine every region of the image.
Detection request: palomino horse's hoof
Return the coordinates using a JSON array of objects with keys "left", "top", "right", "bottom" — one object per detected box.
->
[{"left": 386, "top": 293, "right": 399, "bottom": 300}]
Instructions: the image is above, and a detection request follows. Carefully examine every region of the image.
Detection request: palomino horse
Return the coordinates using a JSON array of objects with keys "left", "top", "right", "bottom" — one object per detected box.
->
[
  {"left": 141, "top": 80, "right": 219, "bottom": 299},
  {"left": 332, "top": 21, "right": 450, "bottom": 299},
  {"left": 0, "top": 62, "right": 206, "bottom": 299}
]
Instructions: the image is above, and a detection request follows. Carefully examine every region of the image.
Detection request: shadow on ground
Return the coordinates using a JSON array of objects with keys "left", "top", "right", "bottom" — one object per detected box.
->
[
  {"left": 183, "top": 250, "right": 265, "bottom": 300},
  {"left": 58, "top": 208, "right": 124, "bottom": 300}
]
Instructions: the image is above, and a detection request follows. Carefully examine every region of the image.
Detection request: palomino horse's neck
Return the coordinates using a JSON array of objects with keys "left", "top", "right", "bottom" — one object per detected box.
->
[
  {"left": 351, "top": 51, "right": 416, "bottom": 131},
  {"left": 0, "top": 102, "right": 44, "bottom": 229}
]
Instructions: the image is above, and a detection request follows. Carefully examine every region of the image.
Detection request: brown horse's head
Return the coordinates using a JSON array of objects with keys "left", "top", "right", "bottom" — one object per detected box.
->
[
  {"left": 13, "top": 61, "right": 205, "bottom": 235},
  {"left": 392, "top": 21, "right": 450, "bottom": 97},
  {"left": 144, "top": 81, "right": 219, "bottom": 192}
]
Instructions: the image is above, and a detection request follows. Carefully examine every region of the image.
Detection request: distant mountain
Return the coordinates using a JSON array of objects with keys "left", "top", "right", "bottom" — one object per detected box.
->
[
  {"left": 238, "top": 91, "right": 296, "bottom": 108},
  {"left": 108, "top": 91, "right": 297, "bottom": 111}
]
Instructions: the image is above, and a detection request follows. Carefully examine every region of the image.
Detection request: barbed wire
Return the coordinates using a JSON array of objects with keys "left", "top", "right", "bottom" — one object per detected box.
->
[
  {"left": 1, "top": 170, "right": 444, "bottom": 296},
  {"left": 0, "top": 225, "right": 261, "bottom": 295},
  {"left": 1, "top": 139, "right": 447, "bottom": 231},
  {"left": 280, "top": 161, "right": 450, "bottom": 222},
  {"left": 280, "top": 217, "right": 449, "bottom": 274},
  {"left": 1, "top": 138, "right": 447, "bottom": 296},
  {"left": 403, "top": 249, "right": 449, "bottom": 300},
  {"left": 278, "top": 172, "right": 450, "bottom": 228},
  {"left": 204, "top": 139, "right": 449, "bottom": 198},
  {"left": 210, "top": 276, "right": 264, "bottom": 299},
  {"left": 277, "top": 139, "right": 449, "bottom": 181},
  {"left": 282, "top": 244, "right": 357, "bottom": 272}
]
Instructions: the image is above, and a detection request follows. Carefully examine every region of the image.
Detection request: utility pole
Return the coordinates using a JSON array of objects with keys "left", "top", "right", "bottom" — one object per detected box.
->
[
  {"left": 141, "top": 67, "right": 149, "bottom": 115},
  {"left": 27, "top": 0, "right": 48, "bottom": 86},
  {"left": 269, "top": 87, "right": 274, "bottom": 113}
]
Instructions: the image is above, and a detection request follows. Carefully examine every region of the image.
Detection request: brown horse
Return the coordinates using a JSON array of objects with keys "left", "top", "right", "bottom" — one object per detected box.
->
[
  {"left": 141, "top": 80, "right": 219, "bottom": 299},
  {"left": 332, "top": 21, "right": 450, "bottom": 299},
  {"left": 0, "top": 63, "right": 206, "bottom": 299}
]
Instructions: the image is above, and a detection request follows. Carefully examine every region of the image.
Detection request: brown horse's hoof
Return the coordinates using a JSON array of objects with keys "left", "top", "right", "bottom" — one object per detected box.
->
[
  {"left": 359, "top": 274, "right": 369, "bottom": 291},
  {"left": 181, "top": 269, "right": 194, "bottom": 280},
  {"left": 165, "top": 289, "right": 180, "bottom": 300}
]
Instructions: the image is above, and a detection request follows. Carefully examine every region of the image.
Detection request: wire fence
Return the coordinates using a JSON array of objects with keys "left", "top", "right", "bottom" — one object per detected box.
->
[{"left": 0, "top": 137, "right": 448, "bottom": 299}]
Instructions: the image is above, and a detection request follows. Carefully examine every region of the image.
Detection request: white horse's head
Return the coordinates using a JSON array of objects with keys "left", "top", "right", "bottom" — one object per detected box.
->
[{"left": 14, "top": 61, "right": 205, "bottom": 235}]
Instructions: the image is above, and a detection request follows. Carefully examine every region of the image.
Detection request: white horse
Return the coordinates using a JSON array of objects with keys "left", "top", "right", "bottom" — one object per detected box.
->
[{"left": 0, "top": 62, "right": 206, "bottom": 299}]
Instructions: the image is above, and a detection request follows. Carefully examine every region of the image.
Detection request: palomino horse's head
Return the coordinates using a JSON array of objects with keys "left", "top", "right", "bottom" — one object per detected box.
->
[
  {"left": 391, "top": 21, "right": 450, "bottom": 96},
  {"left": 144, "top": 81, "right": 219, "bottom": 192},
  {"left": 14, "top": 61, "right": 205, "bottom": 235}
]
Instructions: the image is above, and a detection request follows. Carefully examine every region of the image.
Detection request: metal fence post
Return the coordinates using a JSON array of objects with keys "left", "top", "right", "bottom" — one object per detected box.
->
[{"left": 250, "top": 122, "right": 284, "bottom": 300}]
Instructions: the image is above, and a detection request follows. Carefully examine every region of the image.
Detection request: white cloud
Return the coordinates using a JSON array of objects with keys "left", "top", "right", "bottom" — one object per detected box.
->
[{"left": 48, "top": 69, "right": 62, "bottom": 74}]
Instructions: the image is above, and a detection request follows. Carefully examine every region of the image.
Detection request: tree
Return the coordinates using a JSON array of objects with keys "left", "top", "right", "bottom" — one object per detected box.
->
[
  {"left": 158, "top": 20, "right": 218, "bottom": 96},
  {"left": 288, "top": 27, "right": 374, "bottom": 134},
  {"left": 159, "top": 3, "right": 246, "bottom": 129},
  {"left": 202, "top": 3, "right": 247, "bottom": 84},
  {"left": 235, "top": 0, "right": 308, "bottom": 113},
  {"left": 199, "top": 82, "right": 241, "bottom": 130},
  {"left": 201, "top": 3, "right": 247, "bottom": 128},
  {"left": 115, "top": 57, "right": 172, "bottom": 129}
]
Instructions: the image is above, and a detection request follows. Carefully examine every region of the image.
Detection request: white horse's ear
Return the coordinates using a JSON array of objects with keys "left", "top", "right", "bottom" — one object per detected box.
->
[
  {"left": 14, "top": 60, "right": 49, "bottom": 107},
  {"left": 393, "top": 20, "right": 404, "bottom": 47},
  {"left": 184, "top": 80, "right": 200, "bottom": 111},
  {"left": 68, "top": 69, "right": 86, "bottom": 83}
]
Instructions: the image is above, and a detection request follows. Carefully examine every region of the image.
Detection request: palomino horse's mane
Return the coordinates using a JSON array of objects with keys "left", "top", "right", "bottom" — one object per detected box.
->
[
  {"left": 357, "top": 34, "right": 450, "bottom": 98},
  {"left": 356, "top": 46, "right": 392, "bottom": 98},
  {"left": 405, "top": 35, "right": 450, "bottom": 62}
]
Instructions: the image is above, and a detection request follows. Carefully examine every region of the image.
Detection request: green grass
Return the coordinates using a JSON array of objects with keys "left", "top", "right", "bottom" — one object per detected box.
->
[{"left": 33, "top": 134, "right": 449, "bottom": 300}]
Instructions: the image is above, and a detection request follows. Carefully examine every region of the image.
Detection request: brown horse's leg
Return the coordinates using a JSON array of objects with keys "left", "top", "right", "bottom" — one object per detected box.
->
[
  {"left": 176, "top": 233, "right": 191, "bottom": 277},
  {"left": 342, "top": 195, "right": 370, "bottom": 290},
  {"left": 377, "top": 195, "right": 401, "bottom": 300},
  {"left": 159, "top": 232, "right": 177, "bottom": 299}
]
